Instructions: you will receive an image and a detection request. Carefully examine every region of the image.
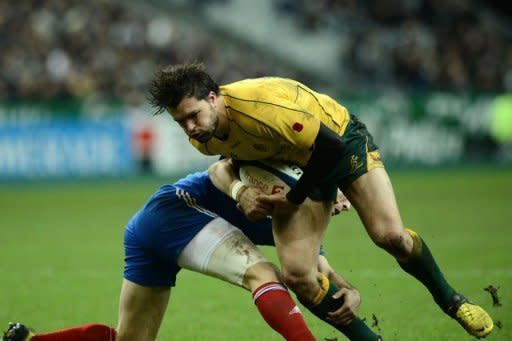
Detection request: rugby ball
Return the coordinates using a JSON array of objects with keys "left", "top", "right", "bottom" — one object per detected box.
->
[{"left": 238, "top": 160, "right": 302, "bottom": 195}]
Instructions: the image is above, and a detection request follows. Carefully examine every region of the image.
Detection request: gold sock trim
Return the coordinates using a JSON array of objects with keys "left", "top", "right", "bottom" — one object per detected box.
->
[
  {"left": 311, "top": 272, "right": 330, "bottom": 306},
  {"left": 405, "top": 228, "right": 423, "bottom": 259}
]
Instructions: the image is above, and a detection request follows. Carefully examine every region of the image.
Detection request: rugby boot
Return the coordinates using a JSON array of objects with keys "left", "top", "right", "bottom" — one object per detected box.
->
[
  {"left": 447, "top": 294, "right": 493, "bottom": 338},
  {"left": 1, "top": 323, "right": 34, "bottom": 341}
]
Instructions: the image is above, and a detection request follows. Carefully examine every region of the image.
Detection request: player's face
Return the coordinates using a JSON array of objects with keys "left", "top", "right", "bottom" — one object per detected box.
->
[{"left": 170, "top": 92, "right": 219, "bottom": 143}]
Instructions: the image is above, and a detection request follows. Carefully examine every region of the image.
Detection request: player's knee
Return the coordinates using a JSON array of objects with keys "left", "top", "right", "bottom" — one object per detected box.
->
[
  {"left": 371, "top": 228, "right": 410, "bottom": 258},
  {"left": 244, "top": 261, "right": 281, "bottom": 291},
  {"left": 281, "top": 269, "right": 311, "bottom": 294}
]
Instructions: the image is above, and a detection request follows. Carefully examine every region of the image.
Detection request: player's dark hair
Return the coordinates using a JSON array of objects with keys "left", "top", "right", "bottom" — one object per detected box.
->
[{"left": 148, "top": 62, "right": 219, "bottom": 115}]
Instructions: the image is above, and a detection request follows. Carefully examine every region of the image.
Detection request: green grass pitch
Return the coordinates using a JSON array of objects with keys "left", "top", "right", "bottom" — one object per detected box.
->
[{"left": 1, "top": 168, "right": 511, "bottom": 340}]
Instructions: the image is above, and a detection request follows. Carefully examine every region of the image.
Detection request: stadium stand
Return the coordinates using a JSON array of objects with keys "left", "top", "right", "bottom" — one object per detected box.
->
[
  {"left": 1, "top": 0, "right": 510, "bottom": 103},
  {"left": 0, "top": 0, "right": 300, "bottom": 103},
  {"left": 273, "top": 0, "right": 511, "bottom": 92}
]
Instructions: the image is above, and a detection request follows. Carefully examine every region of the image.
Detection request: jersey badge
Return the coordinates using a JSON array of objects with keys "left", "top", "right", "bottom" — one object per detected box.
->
[
  {"left": 350, "top": 155, "right": 363, "bottom": 174},
  {"left": 292, "top": 122, "right": 303, "bottom": 132}
]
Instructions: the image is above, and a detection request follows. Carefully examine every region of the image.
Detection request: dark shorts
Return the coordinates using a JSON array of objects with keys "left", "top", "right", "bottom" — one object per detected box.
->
[{"left": 309, "top": 114, "right": 384, "bottom": 201}]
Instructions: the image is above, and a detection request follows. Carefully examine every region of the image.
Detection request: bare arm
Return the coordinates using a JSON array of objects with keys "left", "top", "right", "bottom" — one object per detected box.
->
[
  {"left": 208, "top": 159, "right": 273, "bottom": 221},
  {"left": 208, "top": 159, "right": 242, "bottom": 198},
  {"left": 318, "top": 255, "right": 361, "bottom": 326}
]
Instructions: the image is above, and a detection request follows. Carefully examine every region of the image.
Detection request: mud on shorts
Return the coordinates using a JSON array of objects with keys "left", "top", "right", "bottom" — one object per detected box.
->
[{"left": 309, "top": 114, "right": 384, "bottom": 202}]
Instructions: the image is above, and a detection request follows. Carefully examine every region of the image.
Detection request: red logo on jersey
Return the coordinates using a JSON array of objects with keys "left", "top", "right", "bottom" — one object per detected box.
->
[{"left": 292, "top": 123, "right": 303, "bottom": 132}]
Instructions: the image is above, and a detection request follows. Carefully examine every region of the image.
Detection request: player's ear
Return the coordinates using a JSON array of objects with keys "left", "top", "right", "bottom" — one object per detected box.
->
[{"left": 208, "top": 91, "right": 217, "bottom": 103}]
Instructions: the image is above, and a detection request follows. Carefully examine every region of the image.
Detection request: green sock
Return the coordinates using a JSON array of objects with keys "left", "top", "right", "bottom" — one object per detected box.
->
[
  {"left": 302, "top": 277, "right": 380, "bottom": 341},
  {"left": 398, "top": 228, "right": 457, "bottom": 312}
]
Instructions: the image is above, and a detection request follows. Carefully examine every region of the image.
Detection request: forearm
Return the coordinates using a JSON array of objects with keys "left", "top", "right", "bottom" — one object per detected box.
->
[
  {"left": 208, "top": 159, "right": 247, "bottom": 201},
  {"left": 318, "top": 255, "right": 356, "bottom": 290},
  {"left": 327, "top": 270, "right": 355, "bottom": 290}
]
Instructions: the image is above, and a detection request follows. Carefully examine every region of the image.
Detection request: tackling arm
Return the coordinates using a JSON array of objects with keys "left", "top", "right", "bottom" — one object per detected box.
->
[
  {"left": 318, "top": 255, "right": 357, "bottom": 290},
  {"left": 318, "top": 255, "right": 361, "bottom": 326},
  {"left": 208, "top": 159, "right": 273, "bottom": 221},
  {"left": 208, "top": 158, "right": 247, "bottom": 201}
]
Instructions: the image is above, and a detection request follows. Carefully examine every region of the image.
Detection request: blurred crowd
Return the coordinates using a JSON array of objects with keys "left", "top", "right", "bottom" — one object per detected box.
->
[
  {"left": 1, "top": 0, "right": 510, "bottom": 103},
  {"left": 275, "top": 0, "right": 512, "bottom": 92},
  {"left": 0, "top": 0, "right": 296, "bottom": 103}
]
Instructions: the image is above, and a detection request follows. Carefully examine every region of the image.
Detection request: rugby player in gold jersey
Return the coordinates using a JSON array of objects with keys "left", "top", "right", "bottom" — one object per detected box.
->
[{"left": 149, "top": 63, "right": 493, "bottom": 339}]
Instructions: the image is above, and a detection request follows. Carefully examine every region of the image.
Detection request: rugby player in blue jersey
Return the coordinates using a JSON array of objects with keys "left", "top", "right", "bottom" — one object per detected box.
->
[{"left": 3, "top": 170, "right": 366, "bottom": 341}]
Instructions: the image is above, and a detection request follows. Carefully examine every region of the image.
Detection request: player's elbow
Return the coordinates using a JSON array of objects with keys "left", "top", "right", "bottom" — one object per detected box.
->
[
  {"left": 207, "top": 160, "right": 221, "bottom": 177},
  {"left": 207, "top": 158, "right": 231, "bottom": 178}
]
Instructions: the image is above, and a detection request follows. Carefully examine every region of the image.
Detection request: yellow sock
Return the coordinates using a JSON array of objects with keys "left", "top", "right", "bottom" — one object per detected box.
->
[
  {"left": 311, "top": 272, "right": 330, "bottom": 306},
  {"left": 405, "top": 227, "right": 423, "bottom": 260}
]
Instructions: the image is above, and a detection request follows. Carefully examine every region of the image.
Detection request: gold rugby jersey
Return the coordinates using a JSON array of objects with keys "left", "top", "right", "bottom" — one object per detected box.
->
[{"left": 190, "top": 77, "right": 350, "bottom": 166}]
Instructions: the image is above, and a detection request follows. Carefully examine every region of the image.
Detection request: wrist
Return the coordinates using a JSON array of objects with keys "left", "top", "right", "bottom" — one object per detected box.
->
[{"left": 230, "top": 180, "right": 247, "bottom": 202}]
